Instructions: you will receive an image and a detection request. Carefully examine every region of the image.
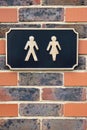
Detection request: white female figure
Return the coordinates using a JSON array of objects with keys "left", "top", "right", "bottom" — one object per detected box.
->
[
  {"left": 24, "top": 36, "right": 39, "bottom": 61},
  {"left": 47, "top": 36, "right": 61, "bottom": 61}
]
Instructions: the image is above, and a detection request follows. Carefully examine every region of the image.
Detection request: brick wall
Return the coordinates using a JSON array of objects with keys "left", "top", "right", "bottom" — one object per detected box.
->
[{"left": 0, "top": 0, "right": 87, "bottom": 130}]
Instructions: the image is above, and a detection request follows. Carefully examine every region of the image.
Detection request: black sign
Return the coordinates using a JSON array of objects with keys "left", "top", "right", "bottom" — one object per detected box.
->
[{"left": 6, "top": 29, "right": 78, "bottom": 70}]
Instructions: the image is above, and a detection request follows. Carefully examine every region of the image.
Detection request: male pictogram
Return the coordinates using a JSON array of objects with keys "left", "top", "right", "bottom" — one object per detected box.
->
[
  {"left": 24, "top": 36, "right": 39, "bottom": 61},
  {"left": 47, "top": 36, "right": 61, "bottom": 61}
]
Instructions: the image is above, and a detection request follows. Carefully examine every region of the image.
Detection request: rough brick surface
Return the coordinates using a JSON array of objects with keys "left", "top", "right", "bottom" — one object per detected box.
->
[
  {"left": 45, "top": 24, "right": 87, "bottom": 38},
  {"left": 0, "top": 119, "right": 40, "bottom": 130},
  {"left": 0, "top": 24, "right": 41, "bottom": 38},
  {"left": 75, "top": 56, "right": 86, "bottom": 70},
  {"left": 0, "top": 88, "right": 39, "bottom": 101},
  {"left": 0, "top": 104, "right": 18, "bottom": 117},
  {"left": 0, "top": 40, "right": 5, "bottom": 55},
  {"left": 79, "top": 39, "right": 87, "bottom": 54},
  {"left": 19, "top": 104, "right": 62, "bottom": 116},
  {"left": 65, "top": 8, "right": 87, "bottom": 22},
  {"left": 19, "top": 8, "right": 64, "bottom": 22},
  {"left": 42, "top": 119, "right": 85, "bottom": 130},
  {"left": 64, "top": 72, "right": 87, "bottom": 86},
  {"left": 0, "top": 8, "right": 18, "bottom": 23},
  {"left": 19, "top": 73, "right": 63, "bottom": 86},
  {"left": 0, "top": 0, "right": 40, "bottom": 6},
  {"left": 43, "top": 0, "right": 85, "bottom": 5},
  {"left": 42, "top": 88, "right": 86, "bottom": 101},
  {"left": 64, "top": 103, "right": 87, "bottom": 117},
  {"left": 0, "top": 72, "right": 17, "bottom": 86},
  {"left": 0, "top": 0, "right": 87, "bottom": 128},
  {"left": 84, "top": 0, "right": 87, "bottom": 4},
  {"left": 0, "top": 56, "right": 9, "bottom": 70}
]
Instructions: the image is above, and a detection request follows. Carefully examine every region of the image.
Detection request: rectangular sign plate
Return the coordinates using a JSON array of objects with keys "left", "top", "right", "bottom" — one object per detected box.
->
[{"left": 6, "top": 28, "right": 78, "bottom": 70}]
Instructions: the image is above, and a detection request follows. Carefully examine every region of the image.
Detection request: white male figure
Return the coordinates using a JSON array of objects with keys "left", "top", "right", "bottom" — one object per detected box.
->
[
  {"left": 47, "top": 36, "right": 61, "bottom": 61},
  {"left": 24, "top": 36, "right": 39, "bottom": 61}
]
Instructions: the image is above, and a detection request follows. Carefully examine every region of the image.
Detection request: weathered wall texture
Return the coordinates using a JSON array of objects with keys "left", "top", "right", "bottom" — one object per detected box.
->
[{"left": 0, "top": 0, "right": 87, "bottom": 130}]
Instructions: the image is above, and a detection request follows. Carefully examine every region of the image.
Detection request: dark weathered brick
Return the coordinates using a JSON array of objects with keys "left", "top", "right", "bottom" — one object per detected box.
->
[
  {"left": 0, "top": 119, "right": 40, "bottom": 130},
  {"left": 84, "top": 0, "right": 87, "bottom": 4},
  {"left": 42, "top": 88, "right": 86, "bottom": 101},
  {"left": 0, "top": 56, "right": 9, "bottom": 70},
  {"left": 19, "top": 73, "right": 63, "bottom": 86},
  {"left": 0, "top": 88, "right": 39, "bottom": 101},
  {"left": 42, "top": 119, "right": 85, "bottom": 130},
  {"left": 0, "top": 24, "right": 41, "bottom": 38},
  {"left": 19, "top": 8, "right": 64, "bottom": 22},
  {"left": 45, "top": 24, "right": 87, "bottom": 38},
  {"left": 19, "top": 104, "right": 62, "bottom": 116},
  {"left": 75, "top": 56, "right": 86, "bottom": 70},
  {"left": 43, "top": 0, "right": 85, "bottom": 5},
  {"left": 0, "top": 0, "right": 40, "bottom": 6}
]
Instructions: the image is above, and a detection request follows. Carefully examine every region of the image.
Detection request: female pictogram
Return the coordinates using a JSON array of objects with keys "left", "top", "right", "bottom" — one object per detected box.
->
[
  {"left": 47, "top": 36, "right": 61, "bottom": 61},
  {"left": 24, "top": 36, "right": 39, "bottom": 61}
]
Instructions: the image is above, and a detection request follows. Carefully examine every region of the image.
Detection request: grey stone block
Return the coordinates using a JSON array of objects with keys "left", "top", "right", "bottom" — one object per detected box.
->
[
  {"left": 19, "top": 8, "right": 64, "bottom": 22},
  {"left": 19, "top": 104, "right": 62, "bottom": 116},
  {"left": 0, "top": 0, "right": 40, "bottom": 6},
  {"left": 45, "top": 24, "right": 87, "bottom": 38},
  {"left": 75, "top": 56, "right": 86, "bottom": 70},
  {"left": 0, "top": 119, "right": 40, "bottom": 130},
  {"left": 43, "top": 0, "right": 85, "bottom": 5},
  {"left": 0, "top": 56, "right": 9, "bottom": 70},
  {"left": 42, "top": 88, "right": 86, "bottom": 101},
  {"left": 42, "top": 119, "right": 85, "bottom": 130},
  {"left": 0, "top": 88, "right": 40, "bottom": 101},
  {"left": 19, "top": 73, "right": 63, "bottom": 86},
  {"left": 0, "top": 24, "right": 41, "bottom": 38}
]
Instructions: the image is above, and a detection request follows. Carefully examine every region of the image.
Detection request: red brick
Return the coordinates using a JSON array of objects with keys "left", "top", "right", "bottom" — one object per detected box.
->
[
  {"left": 0, "top": 40, "right": 5, "bottom": 55},
  {"left": 79, "top": 39, "right": 87, "bottom": 54},
  {"left": 64, "top": 103, "right": 87, "bottom": 117},
  {"left": 42, "top": 88, "right": 54, "bottom": 100},
  {"left": 65, "top": 8, "right": 87, "bottom": 22},
  {"left": 35, "top": 0, "right": 40, "bottom": 4},
  {"left": 0, "top": 89, "right": 12, "bottom": 101},
  {"left": 64, "top": 72, "right": 87, "bottom": 86},
  {"left": 0, "top": 104, "right": 18, "bottom": 117},
  {"left": 0, "top": 72, "right": 17, "bottom": 86},
  {"left": 0, "top": 8, "right": 18, "bottom": 23}
]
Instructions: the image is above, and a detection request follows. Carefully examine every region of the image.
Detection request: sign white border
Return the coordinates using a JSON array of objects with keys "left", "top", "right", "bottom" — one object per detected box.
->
[{"left": 6, "top": 28, "right": 78, "bottom": 71}]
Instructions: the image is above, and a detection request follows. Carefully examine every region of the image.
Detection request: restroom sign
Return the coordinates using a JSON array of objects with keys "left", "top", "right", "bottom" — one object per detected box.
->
[{"left": 6, "top": 28, "right": 78, "bottom": 70}]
